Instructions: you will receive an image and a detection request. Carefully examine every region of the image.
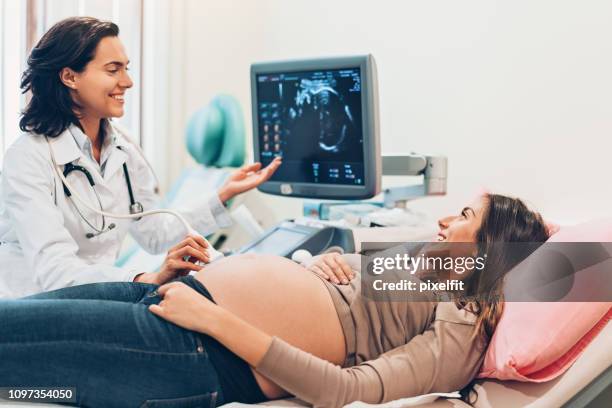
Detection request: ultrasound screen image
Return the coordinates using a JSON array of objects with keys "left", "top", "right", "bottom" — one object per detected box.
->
[{"left": 256, "top": 67, "right": 364, "bottom": 185}]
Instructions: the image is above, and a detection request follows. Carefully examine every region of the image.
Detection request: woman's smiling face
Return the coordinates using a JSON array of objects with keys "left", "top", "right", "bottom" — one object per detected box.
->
[
  {"left": 62, "top": 36, "right": 133, "bottom": 120},
  {"left": 437, "top": 196, "right": 488, "bottom": 243}
]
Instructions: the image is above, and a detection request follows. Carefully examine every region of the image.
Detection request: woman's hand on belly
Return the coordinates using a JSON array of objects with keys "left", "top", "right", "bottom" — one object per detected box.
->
[
  {"left": 306, "top": 253, "right": 355, "bottom": 285},
  {"left": 149, "top": 280, "right": 276, "bottom": 370},
  {"left": 149, "top": 281, "right": 222, "bottom": 333},
  {"left": 196, "top": 254, "right": 347, "bottom": 366}
]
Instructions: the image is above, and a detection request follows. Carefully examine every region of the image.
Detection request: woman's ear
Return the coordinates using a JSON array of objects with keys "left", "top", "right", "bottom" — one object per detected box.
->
[{"left": 59, "top": 67, "right": 78, "bottom": 89}]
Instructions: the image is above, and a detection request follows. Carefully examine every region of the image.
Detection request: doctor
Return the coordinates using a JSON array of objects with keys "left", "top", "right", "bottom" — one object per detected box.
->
[{"left": 0, "top": 16, "right": 281, "bottom": 298}]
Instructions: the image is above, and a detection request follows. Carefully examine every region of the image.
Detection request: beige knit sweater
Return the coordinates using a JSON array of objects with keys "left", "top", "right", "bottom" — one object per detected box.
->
[{"left": 255, "top": 253, "right": 486, "bottom": 408}]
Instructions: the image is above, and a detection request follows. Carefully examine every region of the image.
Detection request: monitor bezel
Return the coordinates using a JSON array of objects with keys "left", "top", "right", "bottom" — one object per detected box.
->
[{"left": 250, "top": 55, "right": 381, "bottom": 200}]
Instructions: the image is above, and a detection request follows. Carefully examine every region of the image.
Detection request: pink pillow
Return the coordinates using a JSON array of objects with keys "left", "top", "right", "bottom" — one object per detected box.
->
[{"left": 477, "top": 218, "right": 612, "bottom": 381}]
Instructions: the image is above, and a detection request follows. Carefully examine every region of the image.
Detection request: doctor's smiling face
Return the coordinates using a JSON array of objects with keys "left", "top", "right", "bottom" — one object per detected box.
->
[
  {"left": 21, "top": 17, "right": 130, "bottom": 138},
  {"left": 60, "top": 36, "right": 133, "bottom": 120}
]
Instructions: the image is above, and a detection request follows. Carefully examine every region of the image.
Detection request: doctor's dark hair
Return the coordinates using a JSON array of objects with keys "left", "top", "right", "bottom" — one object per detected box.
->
[{"left": 19, "top": 17, "right": 119, "bottom": 137}]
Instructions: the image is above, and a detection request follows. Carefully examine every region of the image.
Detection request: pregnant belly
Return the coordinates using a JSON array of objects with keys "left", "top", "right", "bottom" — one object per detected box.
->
[{"left": 195, "top": 254, "right": 346, "bottom": 399}]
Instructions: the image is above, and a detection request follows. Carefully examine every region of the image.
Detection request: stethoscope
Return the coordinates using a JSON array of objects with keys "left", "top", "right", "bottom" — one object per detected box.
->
[
  {"left": 45, "top": 133, "right": 197, "bottom": 239},
  {"left": 62, "top": 154, "right": 144, "bottom": 239}
]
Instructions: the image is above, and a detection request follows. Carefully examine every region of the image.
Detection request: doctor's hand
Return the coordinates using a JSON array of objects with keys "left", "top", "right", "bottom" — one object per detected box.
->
[
  {"left": 217, "top": 157, "right": 282, "bottom": 203},
  {"left": 134, "top": 235, "right": 210, "bottom": 285},
  {"left": 307, "top": 253, "right": 355, "bottom": 285},
  {"left": 149, "top": 281, "right": 221, "bottom": 334}
]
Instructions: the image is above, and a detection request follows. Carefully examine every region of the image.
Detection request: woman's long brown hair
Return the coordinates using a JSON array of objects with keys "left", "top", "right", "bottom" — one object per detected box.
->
[{"left": 458, "top": 194, "right": 549, "bottom": 403}]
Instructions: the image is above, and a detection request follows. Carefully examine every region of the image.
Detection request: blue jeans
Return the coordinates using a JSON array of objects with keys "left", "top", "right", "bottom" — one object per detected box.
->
[{"left": 0, "top": 278, "right": 223, "bottom": 408}]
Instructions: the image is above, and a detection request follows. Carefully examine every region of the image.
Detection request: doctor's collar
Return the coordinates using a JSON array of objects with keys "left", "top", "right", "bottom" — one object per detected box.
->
[
  {"left": 68, "top": 120, "right": 128, "bottom": 151},
  {"left": 104, "top": 120, "right": 130, "bottom": 149},
  {"left": 47, "top": 126, "right": 82, "bottom": 165},
  {"left": 69, "top": 120, "right": 121, "bottom": 146},
  {"left": 69, "top": 123, "right": 94, "bottom": 152},
  {"left": 50, "top": 121, "right": 128, "bottom": 165}
]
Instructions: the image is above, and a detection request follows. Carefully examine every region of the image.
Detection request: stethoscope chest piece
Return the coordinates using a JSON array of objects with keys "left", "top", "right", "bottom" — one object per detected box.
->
[{"left": 130, "top": 202, "right": 144, "bottom": 220}]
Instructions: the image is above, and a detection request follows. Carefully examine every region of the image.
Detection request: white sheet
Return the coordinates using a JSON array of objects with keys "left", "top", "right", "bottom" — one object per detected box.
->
[{"left": 221, "top": 392, "right": 461, "bottom": 408}]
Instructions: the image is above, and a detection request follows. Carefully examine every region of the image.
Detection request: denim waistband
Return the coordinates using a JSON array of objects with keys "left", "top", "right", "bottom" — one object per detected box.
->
[
  {"left": 173, "top": 275, "right": 216, "bottom": 304},
  {"left": 160, "top": 275, "right": 267, "bottom": 404},
  {"left": 140, "top": 275, "right": 215, "bottom": 307}
]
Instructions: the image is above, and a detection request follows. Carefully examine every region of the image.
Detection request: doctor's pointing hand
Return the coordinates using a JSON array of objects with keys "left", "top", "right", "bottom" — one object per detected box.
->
[{"left": 0, "top": 17, "right": 281, "bottom": 298}]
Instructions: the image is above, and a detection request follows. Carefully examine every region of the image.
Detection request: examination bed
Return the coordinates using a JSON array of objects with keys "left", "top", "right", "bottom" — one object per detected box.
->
[
  {"left": 2, "top": 225, "right": 611, "bottom": 408},
  {"left": 1, "top": 320, "right": 609, "bottom": 407}
]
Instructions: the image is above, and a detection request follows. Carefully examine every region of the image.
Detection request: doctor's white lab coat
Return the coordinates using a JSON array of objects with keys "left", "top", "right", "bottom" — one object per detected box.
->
[{"left": 0, "top": 123, "right": 231, "bottom": 298}]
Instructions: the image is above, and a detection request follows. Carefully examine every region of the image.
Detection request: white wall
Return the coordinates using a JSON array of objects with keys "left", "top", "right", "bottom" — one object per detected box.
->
[
  {"left": 169, "top": 0, "right": 612, "bottom": 224},
  {"left": 0, "top": 0, "right": 26, "bottom": 165}
]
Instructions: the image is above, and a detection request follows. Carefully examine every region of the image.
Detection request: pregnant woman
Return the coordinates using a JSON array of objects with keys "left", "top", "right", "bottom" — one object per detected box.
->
[{"left": 0, "top": 193, "right": 549, "bottom": 408}]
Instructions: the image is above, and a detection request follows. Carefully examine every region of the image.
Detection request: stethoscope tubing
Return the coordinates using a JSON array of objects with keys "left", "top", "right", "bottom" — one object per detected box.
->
[{"left": 45, "top": 135, "right": 196, "bottom": 236}]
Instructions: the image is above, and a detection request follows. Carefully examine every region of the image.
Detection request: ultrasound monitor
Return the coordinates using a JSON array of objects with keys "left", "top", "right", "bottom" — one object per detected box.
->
[{"left": 250, "top": 55, "right": 381, "bottom": 199}]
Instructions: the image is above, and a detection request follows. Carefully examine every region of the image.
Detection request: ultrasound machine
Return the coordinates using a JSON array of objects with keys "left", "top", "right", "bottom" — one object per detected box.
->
[{"left": 238, "top": 55, "right": 447, "bottom": 259}]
